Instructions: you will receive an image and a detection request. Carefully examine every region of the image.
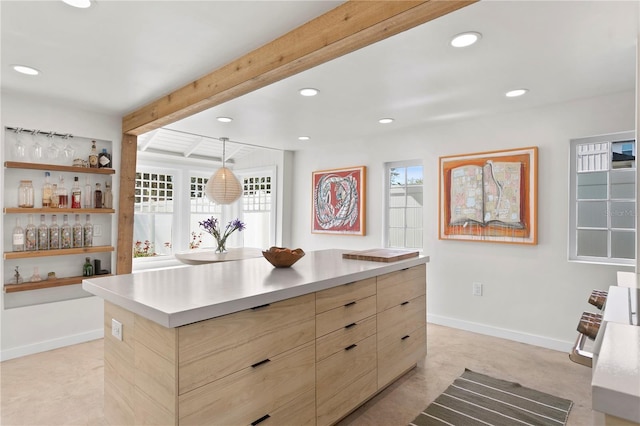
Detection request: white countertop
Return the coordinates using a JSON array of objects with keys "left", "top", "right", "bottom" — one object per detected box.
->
[
  {"left": 174, "top": 247, "right": 264, "bottom": 265},
  {"left": 83, "top": 249, "right": 429, "bottom": 328},
  {"left": 592, "top": 286, "right": 640, "bottom": 423}
]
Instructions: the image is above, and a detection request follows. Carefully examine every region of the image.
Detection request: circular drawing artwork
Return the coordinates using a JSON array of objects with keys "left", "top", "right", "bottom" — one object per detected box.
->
[{"left": 314, "top": 172, "right": 359, "bottom": 231}]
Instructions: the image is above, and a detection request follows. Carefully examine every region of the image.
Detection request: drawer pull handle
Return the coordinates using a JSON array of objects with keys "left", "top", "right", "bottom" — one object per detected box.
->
[
  {"left": 345, "top": 322, "right": 357, "bottom": 329},
  {"left": 251, "top": 303, "right": 271, "bottom": 310},
  {"left": 251, "top": 358, "right": 271, "bottom": 368},
  {"left": 345, "top": 343, "right": 358, "bottom": 351},
  {"left": 251, "top": 414, "right": 271, "bottom": 425},
  {"left": 401, "top": 301, "right": 410, "bottom": 306},
  {"left": 344, "top": 301, "right": 356, "bottom": 307},
  {"left": 401, "top": 335, "right": 411, "bottom": 340},
  {"left": 402, "top": 267, "right": 410, "bottom": 271}
]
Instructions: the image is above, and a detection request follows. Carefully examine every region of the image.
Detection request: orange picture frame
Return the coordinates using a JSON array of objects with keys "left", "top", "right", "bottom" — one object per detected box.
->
[{"left": 439, "top": 147, "right": 538, "bottom": 245}]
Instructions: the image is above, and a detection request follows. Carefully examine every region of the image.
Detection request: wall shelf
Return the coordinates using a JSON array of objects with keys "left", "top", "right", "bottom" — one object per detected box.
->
[
  {"left": 4, "top": 207, "right": 115, "bottom": 214},
  {"left": 4, "top": 245, "right": 114, "bottom": 260},
  {"left": 4, "top": 161, "right": 115, "bottom": 175},
  {"left": 4, "top": 274, "right": 113, "bottom": 293}
]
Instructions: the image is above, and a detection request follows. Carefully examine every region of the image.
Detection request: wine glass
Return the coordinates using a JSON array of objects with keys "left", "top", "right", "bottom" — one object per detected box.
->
[
  {"left": 45, "top": 132, "right": 61, "bottom": 163},
  {"left": 11, "top": 128, "right": 26, "bottom": 160},
  {"left": 29, "top": 130, "right": 43, "bottom": 162},
  {"left": 62, "top": 134, "right": 75, "bottom": 165}
]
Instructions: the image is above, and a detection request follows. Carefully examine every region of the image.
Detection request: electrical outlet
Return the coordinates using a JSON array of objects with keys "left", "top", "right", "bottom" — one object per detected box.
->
[
  {"left": 94, "top": 224, "right": 103, "bottom": 237},
  {"left": 472, "top": 282, "right": 483, "bottom": 296},
  {"left": 111, "top": 318, "right": 123, "bottom": 341}
]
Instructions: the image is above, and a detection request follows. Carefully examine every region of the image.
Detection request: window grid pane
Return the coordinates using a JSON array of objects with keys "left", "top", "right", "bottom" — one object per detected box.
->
[
  {"left": 134, "top": 171, "right": 174, "bottom": 213},
  {"left": 242, "top": 175, "right": 272, "bottom": 212},
  {"left": 190, "top": 176, "right": 220, "bottom": 214}
]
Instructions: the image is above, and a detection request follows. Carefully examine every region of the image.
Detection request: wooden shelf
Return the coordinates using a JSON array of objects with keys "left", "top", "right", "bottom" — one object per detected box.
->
[
  {"left": 4, "top": 161, "right": 115, "bottom": 175},
  {"left": 4, "top": 207, "right": 115, "bottom": 214},
  {"left": 4, "top": 245, "right": 114, "bottom": 260},
  {"left": 4, "top": 274, "right": 113, "bottom": 293}
]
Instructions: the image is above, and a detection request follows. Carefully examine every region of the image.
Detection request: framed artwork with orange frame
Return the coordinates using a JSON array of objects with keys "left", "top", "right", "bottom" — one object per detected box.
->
[
  {"left": 439, "top": 147, "right": 538, "bottom": 245},
  {"left": 312, "top": 165, "right": 366, "bottom": 235}
]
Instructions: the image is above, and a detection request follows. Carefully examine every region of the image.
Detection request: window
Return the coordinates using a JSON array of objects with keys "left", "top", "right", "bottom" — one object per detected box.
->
[
  {"left": 569, "top": 131, "right": 635, "bottom": 265},
  {"left": 239, "top": 168, "right": 275, "bottom": 249},
  {"left": 133, "top": 169, "right": 175, "bottom": 257},
  {"left": 385, "top": 161, "right": 424, "bottom": 249}
]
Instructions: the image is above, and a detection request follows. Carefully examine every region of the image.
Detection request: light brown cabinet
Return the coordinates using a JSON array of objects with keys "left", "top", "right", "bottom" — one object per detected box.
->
[{"left": 103, "top": 264, "right": 427, "bottom": 426}]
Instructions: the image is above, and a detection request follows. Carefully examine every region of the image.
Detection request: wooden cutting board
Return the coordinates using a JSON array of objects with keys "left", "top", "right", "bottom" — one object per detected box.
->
[{"left": 342, "top": 248, "right": 419, "bottom": 262}]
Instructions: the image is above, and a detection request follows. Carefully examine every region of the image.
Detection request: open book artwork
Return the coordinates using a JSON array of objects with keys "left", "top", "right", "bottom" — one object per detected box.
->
[{"left": 440, "top": 147, "right": 537, "bottom": 245}]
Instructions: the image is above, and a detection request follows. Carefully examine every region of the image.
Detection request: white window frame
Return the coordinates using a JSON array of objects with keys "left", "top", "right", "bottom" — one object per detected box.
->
[
  {"left": 569, "top": 130, "right": 635, "bottom": 266},
  {"left": 383, "top": 160, "right": 424, "bottom": 250}
]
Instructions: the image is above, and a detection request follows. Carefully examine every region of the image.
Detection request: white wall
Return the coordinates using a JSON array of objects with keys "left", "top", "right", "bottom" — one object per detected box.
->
[
  {"left": 1, "top": 91, "right": 121, "bottom": 360},
  {"left": 291, "top": 90, "right": 635, "bottom": 351}
]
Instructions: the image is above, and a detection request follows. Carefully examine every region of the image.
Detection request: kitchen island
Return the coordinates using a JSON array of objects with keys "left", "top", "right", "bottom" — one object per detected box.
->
[{"left": 83, "top": 249, "right": 429, "bottom": 426}]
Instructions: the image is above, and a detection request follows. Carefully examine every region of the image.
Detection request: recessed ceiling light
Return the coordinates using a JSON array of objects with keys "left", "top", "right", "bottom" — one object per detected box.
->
[
  {"left": 298, "top": 136, "right": 310, "bottom": 141},
  {"left": 450, "top": 32, "right": 482, "bottom": 48},
  {"left": 378, "top": 118, "right": 394, "bottom": 124},
  {"left": 505, "top": 89, "right": 529, "bottom": 98},
  {"left": 299, "top": 88, "right": 319, "bottom": 97},
  {"left": 62, "top": 0, "right": 91, "bottom": 8},
  {"left": 12, "top": 65, "right": 40, "bottom": 76},
  {"left": 217, "top": 117, "right": 233, "bottom": 123}
]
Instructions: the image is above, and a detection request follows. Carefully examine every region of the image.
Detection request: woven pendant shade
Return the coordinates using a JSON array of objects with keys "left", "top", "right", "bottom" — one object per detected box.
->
[
  {"left": 205, "top": 167, "right": 242, "bottom": 204},
  {"left": 204, "top": 137, "right": 242, "bottom": 204}
]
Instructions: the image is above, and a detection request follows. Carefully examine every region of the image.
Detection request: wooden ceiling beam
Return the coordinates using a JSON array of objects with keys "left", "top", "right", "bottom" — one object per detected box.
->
[{"left": 122, "top": 0, "right": 476, "bottom": 135}]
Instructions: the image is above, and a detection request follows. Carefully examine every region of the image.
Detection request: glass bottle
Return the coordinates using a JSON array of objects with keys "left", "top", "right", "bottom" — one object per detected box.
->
[
  {"left": 49, "top": 214, "right": 60, "bottom": 250},
  {"left": 88, "top": 140, "right": 99, "bottom": 169},
  {"left": 83, "top": 257, "right": 94, "bottom": 276},
  {"left": 83, "top": 214, "right": 93, "bottom": 247},
  {"left": 58, "top": 176, "right": 69, "bottom": 208},
  {"left": 50, "top": 183, "right": 59, "bottom": 208},
  {"left": 12, "top": 217, "right": 25, "bottom": 252},
  {"left": 98, "top": 148, "right": 111, "bottom": 168},
  {"left": 25, "top": 214, "right": 37, "bottom": 251},
  {"left": 42, "top": 172, "right": 52, "bottom": 208},
  {"left": 60, "top": 214, "right": 72, "bottom": 249},
  {"left": 72, "top": 214, "right": 83, "bottom": 248},
  {"left": 83, "top": 176, "right": 92, "bottom": 209},
  {"left": 71, "top": 176, "right": 82, "bottom": 209},
  {"left": 18, "top": 180, "right": 35, "bottom": 208},
  {"left": 37, "top": 214, "right": 49, "bottom": 250},
  {"left": 94, "top": 183, "right": 103, "bottom": 208},
  {"left": 103, "top": 181, "right": 113, "bottom": 209}
]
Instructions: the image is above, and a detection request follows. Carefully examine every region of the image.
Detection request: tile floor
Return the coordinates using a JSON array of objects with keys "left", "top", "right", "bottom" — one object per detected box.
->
[{"left": 0, "top": 323, "right": 602, "bottom": 425}]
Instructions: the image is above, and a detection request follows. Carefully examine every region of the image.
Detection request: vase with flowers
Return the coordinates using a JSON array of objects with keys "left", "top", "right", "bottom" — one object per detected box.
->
[{"left": 199, "top": 217, "right": 246, "bottom": 253}]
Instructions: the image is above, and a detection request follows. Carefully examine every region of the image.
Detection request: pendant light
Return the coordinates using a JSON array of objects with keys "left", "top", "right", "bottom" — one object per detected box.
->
[{"left": 205, "top": 137, "right": 242, "bottom": 204}]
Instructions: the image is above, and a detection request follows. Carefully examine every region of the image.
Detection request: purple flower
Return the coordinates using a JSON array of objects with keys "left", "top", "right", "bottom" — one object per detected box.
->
[{"left": 198, "top": 217, "right": 246, "bottom": 251}]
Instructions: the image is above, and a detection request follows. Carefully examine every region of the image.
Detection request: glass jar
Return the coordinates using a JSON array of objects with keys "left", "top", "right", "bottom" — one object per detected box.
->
[{"left": 18, "top": 180, "right": 35, "bottom": 208}]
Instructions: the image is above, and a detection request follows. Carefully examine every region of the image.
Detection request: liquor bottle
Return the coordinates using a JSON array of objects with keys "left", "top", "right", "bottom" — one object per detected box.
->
[
  {"left": 72, "top": 214, "right": 83, "bottom": 248},
  {"left": 37, "top": 214, "right": 49, "bottom": 250},
  {"left": 71, "top": 176, "right": 82, "bottom": 209},
  {"left": 42, "top": 172, "right": 52, "bottom": 208},
  {"left": 12, "top": 217, "right": 25, "bottom": 252},
  {"left": 51, "top": 183, "right": 59, "bottom": 208},
  {"left": 25, "top": 214, "right": 37, "bottom": 251},
  {"left": 88, "top": 140, "right": 99, "bottom": 169},
  {"left": 83, "top": 257, "right": 94, "bottom": 277},
  {"left": 103, "top": 181, "right": 113, "bottom": 209},
  {"left": 94, "top": 183, "right": 103, "bottom": 208},
  {"left": 83, "top": 176, "right": 92, "bottom": 209},
  {"left": 58, "top": 176, "right": 69, "bottom": 208},
  {"left": 60, "top": 214, "right": 72, "bottom": 249},
  {"left": 98, "top": 148, "right": 111, "bottom": 168},
  {"left": 49, "top": 214, "right": 60, "bottom": 250},
  {"left": 83, "top": 214, "right": 93, "bottom": 247}
]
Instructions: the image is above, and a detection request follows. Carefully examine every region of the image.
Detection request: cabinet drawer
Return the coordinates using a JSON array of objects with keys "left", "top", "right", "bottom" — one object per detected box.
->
[
  {"left": 378, "top": 325, "right": 426, "bottom": 389},
  {"left": 179, "top": 341, "right": 315, "bottom": 426},
  {"left": 178, "top": 293, "right": 315, "bottom": 394},
  {"left": 317, "top": 334, "right": 376, "bottom": 408},
  {"left": 377, "top": 264, "right": 426, "bottom": 312},
  {"left": 377, "top": 294, "right": 426, "bottom": 344},
  {"left": 249, "top": 388, "right": 315, "bottom": 426},
  {"left": 317, "top": 368, "right": 377, "bottom": 426},
  {"left": 316, "top": 294, "right": 376, "bottom": 337},
  {"left": 316, "top": 315, "right": 376, "bottom": 362},
  {"left": 316, "top": 277, "right": 376, "bottom": 313}
]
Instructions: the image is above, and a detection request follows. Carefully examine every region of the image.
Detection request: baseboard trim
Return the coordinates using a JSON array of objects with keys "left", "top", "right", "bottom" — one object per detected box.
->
[
  {"left": 0, "top": 329, "right": 104, "bottom": 361},
  {"left": 427, "top": 313, "right": 573, "bottom": 353}
]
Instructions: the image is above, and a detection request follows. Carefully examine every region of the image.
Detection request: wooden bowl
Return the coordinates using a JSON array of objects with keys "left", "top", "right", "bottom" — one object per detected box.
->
[{"left": 262, "top": 247, "right": 305, "bottom": 268}]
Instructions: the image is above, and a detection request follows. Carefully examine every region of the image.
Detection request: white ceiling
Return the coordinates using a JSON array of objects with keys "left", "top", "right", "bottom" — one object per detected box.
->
[{"left": 2, "top": 1, "right": 638, "bottom": 155}]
